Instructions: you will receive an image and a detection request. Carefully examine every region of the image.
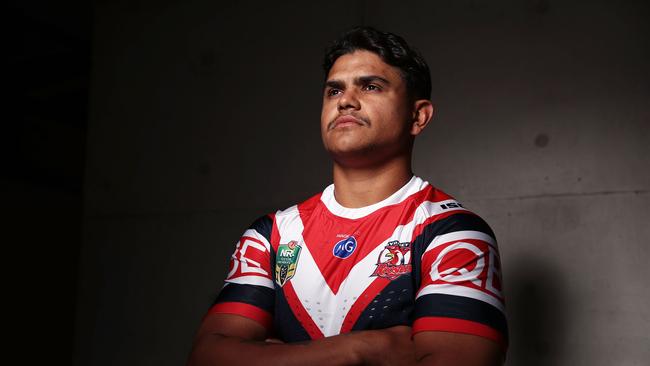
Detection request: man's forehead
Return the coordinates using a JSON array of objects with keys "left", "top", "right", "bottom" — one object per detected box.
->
[{"left": 326, "top": 50, "right": 402, "bottom": 82}]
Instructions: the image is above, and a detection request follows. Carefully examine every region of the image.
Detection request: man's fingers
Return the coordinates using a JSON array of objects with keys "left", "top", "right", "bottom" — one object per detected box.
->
[{"left": 264, "top": 338, "right": 285, "bottom": 344}]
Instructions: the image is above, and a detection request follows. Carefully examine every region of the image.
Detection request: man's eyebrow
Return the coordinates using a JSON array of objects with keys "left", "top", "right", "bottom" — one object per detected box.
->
[
  {"left": 324, "top": 76, "right": 391, "bottom": 90},
  {"left": 324, "top": 80, "right": 344, "bottom": 89},
  {"left": 356, "top": 75, "right": 391, "bottom": 85}
]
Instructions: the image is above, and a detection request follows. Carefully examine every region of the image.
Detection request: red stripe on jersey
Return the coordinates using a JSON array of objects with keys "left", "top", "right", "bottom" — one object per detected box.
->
[
  {"left": 298, "top": 188, "right": 429, "bottom": 295},
  {"left": 339, "top": 276, "right": 391, "bottom": 333},
  {"left": 283, "top": 282, "right": 324, "bottom": 339},
  {"left": 429, "top": 187, "right": 454, "bottom": 201},
  {"left": 413, "top": 316, "right": 506, "bottom": 349},
  {"left": 207, "top": 302, "right": 273, "bottom": 330},
  {"left": 295, "top": 193, "right": 322, "bottom": 217}
]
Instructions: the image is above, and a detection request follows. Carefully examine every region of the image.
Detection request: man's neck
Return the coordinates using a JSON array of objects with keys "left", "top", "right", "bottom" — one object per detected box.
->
[{"left": 331, "top": 155, "right": 413, "bottom": 208}]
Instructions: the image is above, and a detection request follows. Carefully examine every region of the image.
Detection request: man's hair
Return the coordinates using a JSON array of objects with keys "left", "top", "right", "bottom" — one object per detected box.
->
[{"left": 323, "top": 26, "right": 431, "bottom": 101}]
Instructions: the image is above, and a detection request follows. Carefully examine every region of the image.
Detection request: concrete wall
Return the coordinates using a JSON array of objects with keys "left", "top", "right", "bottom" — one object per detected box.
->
[{"left": 76, "top": 1, "right": 650, "bottom": 365}]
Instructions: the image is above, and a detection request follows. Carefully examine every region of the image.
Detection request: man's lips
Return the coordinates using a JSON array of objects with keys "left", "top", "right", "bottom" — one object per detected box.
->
[{"left": 330, "top": 115, "right": 367, "bottom": 130}]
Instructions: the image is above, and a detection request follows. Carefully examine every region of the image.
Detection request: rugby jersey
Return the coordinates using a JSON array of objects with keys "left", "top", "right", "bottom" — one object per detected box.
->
[{"left": 209, "top": 176, "right": 507, "bottom": 348}]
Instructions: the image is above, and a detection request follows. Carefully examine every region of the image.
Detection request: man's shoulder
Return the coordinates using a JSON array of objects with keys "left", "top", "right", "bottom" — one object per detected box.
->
[
  {"left": 415, "top": 184, "right": 496, "bottom": 240},
  {"left": 273, "top": 189, "right": 325, "bottom": 218}
]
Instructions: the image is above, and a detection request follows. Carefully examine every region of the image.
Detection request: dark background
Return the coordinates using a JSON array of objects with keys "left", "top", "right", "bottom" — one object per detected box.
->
[
  {"left": 5, "top": 1, "right": 649, "bottom": 365},
  {"left": 5, "top": 0, "right": 90, "bottom": 365}
]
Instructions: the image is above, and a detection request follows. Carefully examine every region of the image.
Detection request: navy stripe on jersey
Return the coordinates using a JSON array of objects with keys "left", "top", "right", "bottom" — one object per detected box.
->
[
  {"left": 213, "top": 283, "right": 274, "bottom": 314},
  {"left": 273, "top": 287, "right": 311, "bottom": 342},
  {"left": 250, "top": 214, "right": 273, "bottom": 242},
  {"left": 252, "top": 213, "right": 277, "bottom": 288},
  {"left": 351, "top": 274, "right": 415, "bottom": 331},
  {"left": 413, "top": 212, "right": 495, "bottom": 253},
  {"left": 414, "top": 293, "right": 508, "bottom": 341}
]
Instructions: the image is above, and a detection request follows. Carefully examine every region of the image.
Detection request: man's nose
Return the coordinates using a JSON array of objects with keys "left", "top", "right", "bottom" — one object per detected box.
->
[{"left": 337, "top": 89, "right": 360, "bottom": 111}]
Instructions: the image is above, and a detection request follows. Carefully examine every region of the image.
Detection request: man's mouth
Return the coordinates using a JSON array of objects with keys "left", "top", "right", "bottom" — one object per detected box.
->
[{"left": 330, "top": 115, "right": 368, "bottom": 130}]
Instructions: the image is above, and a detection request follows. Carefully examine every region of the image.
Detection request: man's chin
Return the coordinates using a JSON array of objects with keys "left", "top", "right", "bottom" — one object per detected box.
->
[
  {"left": 326, "top": 145, "right": 370, "bottom": 158},
  {"left": 327, "top": 146, "right": 383, "bottom": 168}
]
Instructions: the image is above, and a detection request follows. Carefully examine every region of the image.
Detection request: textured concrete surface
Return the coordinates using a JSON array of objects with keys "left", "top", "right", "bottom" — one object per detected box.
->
[{"left": 76, "top": 1, "right": 650, "bottom": 365}]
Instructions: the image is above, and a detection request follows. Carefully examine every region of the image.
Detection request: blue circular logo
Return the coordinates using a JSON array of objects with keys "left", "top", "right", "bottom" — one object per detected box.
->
[{"left": 333, "top": 236, "right": 357, "bottom": 259}]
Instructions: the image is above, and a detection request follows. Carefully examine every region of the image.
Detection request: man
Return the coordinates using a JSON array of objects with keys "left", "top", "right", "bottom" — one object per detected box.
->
[{"left": 187, "top": 27, "right": 507, "bottom": 365}]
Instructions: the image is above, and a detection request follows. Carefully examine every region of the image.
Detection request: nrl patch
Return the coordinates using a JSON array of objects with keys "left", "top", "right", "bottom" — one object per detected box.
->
[
  {"left": 371, "top": 240, "right": 412, "bottom": 280},
  {"left": 275, "top": 240, "right": 302, "bottom": 287}
]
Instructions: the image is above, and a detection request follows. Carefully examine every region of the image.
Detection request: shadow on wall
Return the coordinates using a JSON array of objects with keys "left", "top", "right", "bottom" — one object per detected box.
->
[{"left": 507, "top": 255, "right": 569, "bottom": 365}]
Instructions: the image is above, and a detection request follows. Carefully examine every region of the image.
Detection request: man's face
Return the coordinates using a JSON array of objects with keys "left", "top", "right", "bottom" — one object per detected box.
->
[{"left": 320, "top": 50, "right": 415, "bottom": 166}]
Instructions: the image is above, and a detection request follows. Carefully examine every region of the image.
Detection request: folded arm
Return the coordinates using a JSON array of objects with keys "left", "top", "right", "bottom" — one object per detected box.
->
[
  {"left": 186, "top": 313, "right": 416, "bottom": 366},
  {"left": 413, "top": 331, "right": 504, "bottom": 366},
  {"left": 187, "top": 313, "right": 503, "bottom": 366}
]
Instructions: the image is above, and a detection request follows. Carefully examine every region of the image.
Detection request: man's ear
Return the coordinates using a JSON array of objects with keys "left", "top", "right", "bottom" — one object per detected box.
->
[{"left": 410, "top": 100, "right": 434, "bottom": 136}]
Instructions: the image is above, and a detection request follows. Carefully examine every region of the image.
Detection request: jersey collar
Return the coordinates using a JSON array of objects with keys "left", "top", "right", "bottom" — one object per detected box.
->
[{"left": 320, "top": 175, "right": 428, "bottom": 219}]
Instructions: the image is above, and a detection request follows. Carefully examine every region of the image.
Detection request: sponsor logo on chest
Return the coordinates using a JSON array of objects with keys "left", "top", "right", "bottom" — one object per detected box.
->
[{"left": 332, "top": 236, "right": 357, "bottom": 259}]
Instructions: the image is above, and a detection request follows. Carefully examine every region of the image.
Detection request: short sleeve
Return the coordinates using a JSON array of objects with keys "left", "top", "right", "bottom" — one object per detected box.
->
[
  {"left": 207, "top": 215, "right": 275, "bottom": 330},
  {"left": 413, "top": 212, "right": 508, "bottom": 349}
]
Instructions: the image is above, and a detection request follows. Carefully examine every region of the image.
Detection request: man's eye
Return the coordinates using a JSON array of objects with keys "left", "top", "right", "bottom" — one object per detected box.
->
[
  {"left": 364, "top": 84, "right": 380, "bottom": 91},
  {"left": 327, "top": 89, "right": 341, "bottom": 97}
]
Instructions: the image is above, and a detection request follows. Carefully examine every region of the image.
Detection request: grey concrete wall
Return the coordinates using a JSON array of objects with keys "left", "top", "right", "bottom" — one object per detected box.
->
[{"left": 76, "top": 1, "right": 650, "bottom": 365}]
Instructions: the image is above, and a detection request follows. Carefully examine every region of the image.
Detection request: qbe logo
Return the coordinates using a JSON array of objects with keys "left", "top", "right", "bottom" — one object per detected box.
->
[{"left": 425, "top": 239, "right": 503, "bottom": 299}]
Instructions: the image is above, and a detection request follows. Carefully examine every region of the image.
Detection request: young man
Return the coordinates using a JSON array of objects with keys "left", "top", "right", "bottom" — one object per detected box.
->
[{"left": 187, "top": 27, "right": 507, "bottom": 366}]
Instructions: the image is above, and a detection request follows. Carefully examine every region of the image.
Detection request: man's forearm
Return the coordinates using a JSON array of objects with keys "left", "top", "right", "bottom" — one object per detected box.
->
[{"left": 187, "top": 330, "right": 374, "bottom": 366}]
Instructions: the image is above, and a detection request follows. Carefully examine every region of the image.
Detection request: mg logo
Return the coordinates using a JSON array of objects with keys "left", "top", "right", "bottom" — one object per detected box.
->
[{"left": 332, "top": 236, "right": 357, "bottom": 259}]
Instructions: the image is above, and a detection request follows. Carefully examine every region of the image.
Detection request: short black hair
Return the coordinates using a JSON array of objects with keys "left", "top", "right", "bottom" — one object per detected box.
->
[{"left": 323, "top": 26, "right": 431, "bottom": 101}]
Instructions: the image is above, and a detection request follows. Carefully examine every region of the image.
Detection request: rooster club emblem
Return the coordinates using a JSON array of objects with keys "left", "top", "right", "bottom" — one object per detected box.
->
[{"left": 371, "top": 241, "right": 412, "bottom": 280}]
